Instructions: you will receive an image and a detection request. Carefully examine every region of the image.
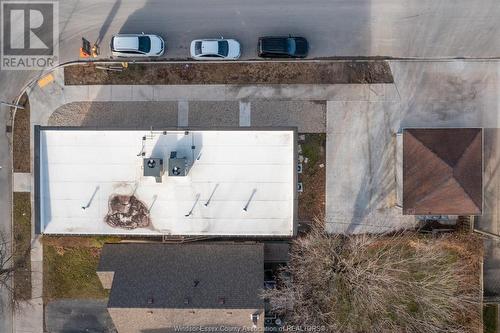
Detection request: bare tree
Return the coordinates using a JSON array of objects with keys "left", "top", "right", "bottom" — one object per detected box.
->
[
  {"left": 263, "top": 225, "right": 482, "bottom": 333},
  {"left": 0, "top": 232, "right": 31, "bottom": 303}
]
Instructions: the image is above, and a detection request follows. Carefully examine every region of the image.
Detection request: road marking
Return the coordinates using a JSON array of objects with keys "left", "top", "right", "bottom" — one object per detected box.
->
[
  {"left": 178, "top": 101, "right": 189, "bottom": 127},
  {"left": 37, "top": 74, "right": 54, "bottom": 88},
  {"left": 239, "top": 101, "right": 251, "bottom": 127}
]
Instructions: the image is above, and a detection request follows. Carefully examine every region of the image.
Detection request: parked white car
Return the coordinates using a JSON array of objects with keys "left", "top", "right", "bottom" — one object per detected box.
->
[
  {"left": 110, "top": 33, "right": 165, "bottom": 58},
  {"left": 190, "top": 38, "right": 241, "bottom": 60}
]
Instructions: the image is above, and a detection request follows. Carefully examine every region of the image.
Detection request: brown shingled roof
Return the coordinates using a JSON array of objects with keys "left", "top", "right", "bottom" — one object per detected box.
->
[{"left": 403, "top": 128, "right": 482, "bottom": 215}]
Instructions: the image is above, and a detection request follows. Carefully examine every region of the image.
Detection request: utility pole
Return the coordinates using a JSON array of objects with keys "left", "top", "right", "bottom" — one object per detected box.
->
[{"left": 0, "top": 101, "right": 24, "bottom": 109}]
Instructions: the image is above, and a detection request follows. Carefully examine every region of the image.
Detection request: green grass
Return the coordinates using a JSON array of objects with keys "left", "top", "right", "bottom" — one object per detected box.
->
[
  {"left": 484, "top": 304, "right": 498, "bottom": 333},
  {"left": 13, "top": 93, "right": 30, "bottom": 173},
  {"left": 13, "top": 192, "right": 31, "bottom": 300},
  {"left": 301, "top": 133, "right": 326, "bottom": 169},
  {"left": 43, "top": 243, "right": 109, "bottom": 301}
]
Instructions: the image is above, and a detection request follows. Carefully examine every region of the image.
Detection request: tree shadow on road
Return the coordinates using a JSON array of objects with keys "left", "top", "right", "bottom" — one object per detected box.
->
[{"left": 95, "top": 0, "right": 121, "bottom": 46}]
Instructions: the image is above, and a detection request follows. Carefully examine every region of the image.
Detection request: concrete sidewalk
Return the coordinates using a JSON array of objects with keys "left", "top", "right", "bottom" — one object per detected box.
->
[
  {"left": 27, "top": 67, "right": 399, "bottom": 127},
  {"left": 14, "top": 234, "right": 43, "bottom": 333}
]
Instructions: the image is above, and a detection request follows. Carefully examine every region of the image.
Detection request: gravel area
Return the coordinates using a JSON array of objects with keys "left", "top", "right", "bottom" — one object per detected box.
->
[
  {"left": 188, "top": 101, "right": 239, "bottom": 127},
  {"left": 49, "top": 102, "right": 178, "bottom": 127},
  {"left": 49, "top": 100, "right": 326, "bottom": 131},
  {"left": 251, "top": 101, "right": 326, "bottom": 133}
]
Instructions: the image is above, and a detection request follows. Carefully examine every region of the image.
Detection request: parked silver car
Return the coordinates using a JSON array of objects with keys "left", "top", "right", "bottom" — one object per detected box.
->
[
  {"left": 110, "top": 33, "right": 165, "bottom": 58},
  {"left": 190, "top": 38, "right": 241, "bottom": 60}
]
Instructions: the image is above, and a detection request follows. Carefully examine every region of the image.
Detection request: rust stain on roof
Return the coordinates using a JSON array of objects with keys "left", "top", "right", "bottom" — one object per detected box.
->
[
  {"left": 105, "top": 194, "right": 150, "bottom": 229},
  {"left": 403, "top": 128, "right": 482, "bottom": 215}
]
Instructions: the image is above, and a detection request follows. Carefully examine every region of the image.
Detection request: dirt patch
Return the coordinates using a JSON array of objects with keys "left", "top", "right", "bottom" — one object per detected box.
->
[
  {"left": 42, "top": 236, "right": 121, "bottom": 249},
  {"left": 13, "top": 93, "right": 30, "bottom": 173},
  {"left": 13, "top": 192, "right": 31, "bottom": 301},
  {"left": 64, "top": 61, "right": 393, "bottom": 85},
  {"left": 298, "top": 134, "right": 326, "bottom": 228},
  {"left": 105, "top": 195, "right": 150, "bottom": 229}
]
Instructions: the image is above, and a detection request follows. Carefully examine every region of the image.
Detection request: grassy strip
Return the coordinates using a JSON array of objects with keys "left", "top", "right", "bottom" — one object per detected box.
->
[
  {"left": 64, "top": 61, "right": 394, "bottom": 85},
  {"left": 13, "top": 192, "right": 31, "bottom": 300},
  {"left": 484, "top": 304, "right": 498, "bottom": 333},
  {"left": 43, "top": 236, "right": 120, "bottom": 302},
  {"left": 13, "top": 93, "right": 30, "bottom": 173},
  {"left": 298, "top": 133, "right": 326, "bottom": 223}
]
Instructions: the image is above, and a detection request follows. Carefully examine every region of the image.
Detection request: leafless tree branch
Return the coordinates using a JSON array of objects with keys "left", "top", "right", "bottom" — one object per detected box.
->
[{"left": 263, "top": 224, "right": 482, "bottom": 333}]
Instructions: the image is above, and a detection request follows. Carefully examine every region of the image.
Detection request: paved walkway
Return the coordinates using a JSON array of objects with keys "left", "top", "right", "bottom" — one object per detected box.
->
[
  {"left": 13, "top": 173, "right": 31, "bottom": 192},
  {"left": 14, "top": 235, "right": 43, "bottom": 333},
  {"left": 28, "top": 68, "right": 398, "bottom": 127},
  {"left": 0, "top": 118, "right": 12, "bottom": 333}
]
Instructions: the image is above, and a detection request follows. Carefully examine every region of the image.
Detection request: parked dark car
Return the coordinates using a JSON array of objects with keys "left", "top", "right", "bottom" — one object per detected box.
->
[{"left": 258, "top": 36, "right": 309, "bottom": 58}]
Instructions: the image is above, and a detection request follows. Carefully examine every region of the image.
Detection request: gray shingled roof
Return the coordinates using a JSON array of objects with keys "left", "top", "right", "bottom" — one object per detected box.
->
[
  {"left": 263, "top": 242, "right": 290, "bottom": 262},
  {"left": 98, "top": 243, "right": 264, "bottom": 309}
]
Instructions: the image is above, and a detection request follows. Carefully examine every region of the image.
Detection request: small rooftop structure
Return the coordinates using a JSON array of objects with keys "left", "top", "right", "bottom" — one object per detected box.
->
[
  {"left": 403, "top": 128, "right": 483, "bottom": 215},
  {"left": 143, "top": 157, "right": 164, "bottom": 183},
  {"left": 35, "top": 127, "right": 297, "bottom": 236},
  {"left": 97, "top": 242, "right": 264, "bottom": 332},
  {"left": 168, "top": 151, "right": 188, "bottom": 176},
  {"left": 143, "top": 158, "right": 163, "bottom": 178}
]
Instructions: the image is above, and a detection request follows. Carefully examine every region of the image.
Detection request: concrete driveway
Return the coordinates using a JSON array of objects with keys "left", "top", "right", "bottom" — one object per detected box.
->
[{"left": 326, "top": 60, "right": 500, "bottom": 233}]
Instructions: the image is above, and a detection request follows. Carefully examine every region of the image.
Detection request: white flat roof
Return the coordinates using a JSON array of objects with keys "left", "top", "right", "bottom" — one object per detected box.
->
[{"left": 37, "top": 128, "right": 296, "bottom": 236}]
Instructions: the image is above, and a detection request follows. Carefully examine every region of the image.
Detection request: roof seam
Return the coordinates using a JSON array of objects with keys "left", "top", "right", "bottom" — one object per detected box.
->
[
  {"left": 453, "top": 131, "right": 482, "bottom": 209},
  {"left": 406, "top": 132, "right": 454, "bottom": 206},
  {"left": 410, "top": 132, "right": 455, "bottom": 169},
  {"left": 404, "top": 129, "right": 482, "bottom": 214}
]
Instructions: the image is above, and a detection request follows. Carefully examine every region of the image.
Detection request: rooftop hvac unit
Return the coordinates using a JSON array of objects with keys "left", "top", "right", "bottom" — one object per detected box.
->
[
  {"left": 143, "top": 158, "right": 164, "bottom": 183},
  {"left": 169, "top": 151, "right": 189, "bottom": 176}
]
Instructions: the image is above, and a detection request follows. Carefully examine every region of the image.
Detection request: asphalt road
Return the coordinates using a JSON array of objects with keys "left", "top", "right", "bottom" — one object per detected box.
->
[
  {"left": 58, "top": 0, "right": 500, "bottom": 62},
  {"left": 2, "top": 0, "right": 500, "bottom": 102},
  {"left": 45, "top": 299, "right": 116, "bottom": 333}
]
